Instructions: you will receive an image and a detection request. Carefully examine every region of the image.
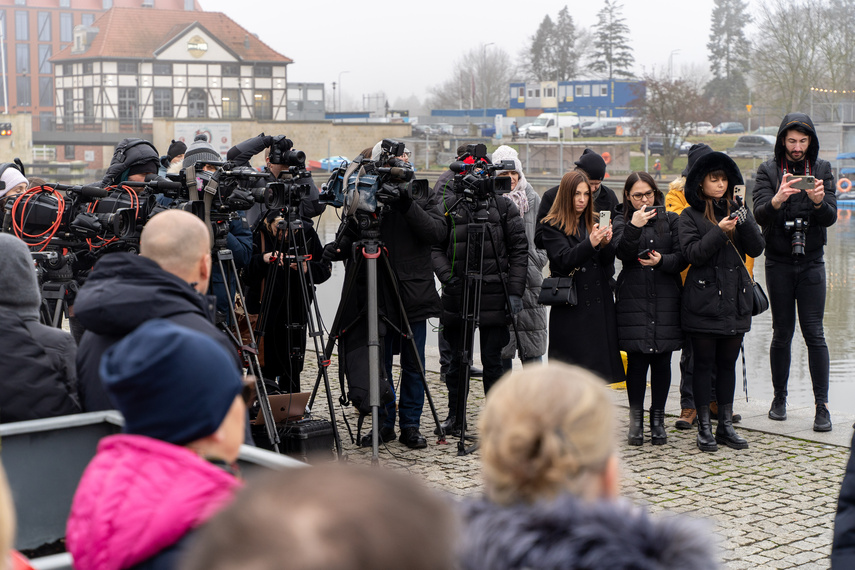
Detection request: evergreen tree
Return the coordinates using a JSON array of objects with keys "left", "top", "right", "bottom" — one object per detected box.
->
[
  {"left": 528, "top": 15, "right": 555, "bottom": 81},
  {"left": 705, "top": 0, "right": 751, "bottom": 108},
  {"left": 546, "top": 7, "right": 579, "bottom": 81},
  {"left": 588, "top": 0, "right": 635, "bottom": 80}
]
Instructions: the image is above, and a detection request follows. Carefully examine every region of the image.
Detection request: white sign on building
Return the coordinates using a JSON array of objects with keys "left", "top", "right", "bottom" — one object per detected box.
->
[{"left": 174, "top": 123, "right": 233, "bottom": 158}]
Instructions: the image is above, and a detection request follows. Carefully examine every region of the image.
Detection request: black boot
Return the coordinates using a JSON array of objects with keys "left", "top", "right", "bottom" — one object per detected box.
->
[
  {"left": 696, "top": 405, "right": 718, "bottom": 452},
  {"left": 650, "top": 408, "right": 666, "bottom": 445},
  {"left": 627, "top": 408, "right": 643, "bottom": 446},
  {"left": 434, "top": 414, "right": 456, "bottom": 436},
  {"left": 715, "top": 403, "right": 748, "bottom": 449}
]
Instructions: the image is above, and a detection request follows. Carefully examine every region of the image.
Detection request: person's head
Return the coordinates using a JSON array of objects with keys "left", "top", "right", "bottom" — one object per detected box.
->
[
  {"left": 684, "top": 150, "right": 743, "bottom": 231},
  {"left": 574, "top": 148, "right": 606, "bottom": 192},
  {"left": 104, "top": 138, "right": 159, "bottom": 186},
  {"left": 622, "top": 171, "right": 661, "bottom": 216},
  {"left": 479, "top": 364, "right": 618, "bottom": 505},
  {"left": 542, "top": 170, "right": 594, "bottom": 237},
  {"left": 140, "top": 210, "right": 212, "bottom": 293},
  {"left": 0, "top": 165, "right": 28, "bottom": 207},
  {"left": 456, "top": 144, "right": 468, "bottom": 159},
  {"left": 166, "top": 139, "right": 187, "bottom": 165},
  {"left": 0, "top": 233, "right": 42, "bottom": 319},
  {"left": 263, "top": 209, "right": 287, "bottom": 242},
  {"left": 775, "top": 113, "right": 818, "bottom": 165},
  {"left": 183, "top": 133, "right": 220, "bottom": 171},
  {"left": 492, "top": 145, "right": 525, "bottom": 192},
  {"left": 100, "top": 319, "right": 246, "bottom": 463},
  {"left": 783, "top": 126, "right": 811, "bottom": 163},
  {"left": 181, "top": 464, "right": 459, "bottom": 570},
  {"left": 0, "top": 464, "right": 13, "bottom": 570},
  {"left": 397, "top": 147, "right": 411, "bottom": 164},
  {"left": 27, "top": 177, "right": 47, "bottom": 189}
]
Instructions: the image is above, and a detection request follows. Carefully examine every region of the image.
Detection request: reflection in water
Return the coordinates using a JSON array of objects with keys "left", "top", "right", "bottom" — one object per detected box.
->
[{"left": 311, "top": 209, "right": 854, "bottom": 409}]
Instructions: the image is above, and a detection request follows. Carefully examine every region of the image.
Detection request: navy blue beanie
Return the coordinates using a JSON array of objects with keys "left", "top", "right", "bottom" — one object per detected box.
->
[{"left": 100, "top": 319, "right": 243, "bottom": 445}]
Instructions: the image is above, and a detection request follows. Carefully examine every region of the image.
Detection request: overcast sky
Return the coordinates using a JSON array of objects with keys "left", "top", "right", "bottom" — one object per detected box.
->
[{"left": 199, "top": 0, "right": 743, "bottom": 108}]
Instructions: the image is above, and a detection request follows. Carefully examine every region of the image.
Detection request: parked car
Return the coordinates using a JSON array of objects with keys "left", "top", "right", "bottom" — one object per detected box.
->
[
  {"left": 688, "top": 121, "right": 714, "bottom": 135},
  {"left": 641, "top": 134, "right": 690, "bottom": 156},
  {"left": 713, "top": 122, "right": 745, "bottom": 134},
  {"left": 435, "top": 123, "right": 455, "bottom": 135},
  {"left": 472, "top": 122, "right": 496, "bottom": 137},
  {"left": 753, "top": 126, "right": 778, "bottom": 136},
  {"left": 727, "top": 134, "right": 776, "bottom": 158},
  {"left": 412, "top": 124, "right": 438, "bottom": 138},
  {"left": 580, "top": 118, "right": 622, "bottom": 137}
]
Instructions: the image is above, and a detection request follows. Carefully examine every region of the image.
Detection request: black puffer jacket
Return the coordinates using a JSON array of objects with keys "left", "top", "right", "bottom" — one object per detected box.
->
[
  {"left": 613, "top": 200, "right": 687, "bottom": 353},
  {"left": 679, "top": 167, "right": 765, "bottom": 336},
  {"left": 459, "top": 493, "right": 718, "bottom": 570},
  {"left": 753, "top": 113, "right": 837, "bottom": 263},
  {"left": 74, "top": 253, "right": 240, "bottom": 411},
  {"left": 100, "top": 138, "right": 159, "bottom": 187},
  {"left": 433, "top": 191, "right": 528, "bottom": 328}
]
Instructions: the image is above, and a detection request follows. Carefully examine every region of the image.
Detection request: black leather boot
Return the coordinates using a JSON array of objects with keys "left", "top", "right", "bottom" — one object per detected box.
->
[
  {"left": 434, "top": 414, "right": 456, "bottom": 436},
  {"left": 696, "top": 405, "right": 718, "bottom": 452},
  {"left": 627, "top": 408, "right": 643, "bottom": 446},
  {"left": 650, "top": 408, "right": 666, "bottom": 445},
  {"left": 715, "top": 403, "right": 748, "bottom": 449}
]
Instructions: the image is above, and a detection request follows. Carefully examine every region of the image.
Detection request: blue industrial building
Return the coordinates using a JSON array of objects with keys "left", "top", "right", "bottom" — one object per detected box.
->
[{"left": 508, "top": 79, "right": 643, "bottom": 117}]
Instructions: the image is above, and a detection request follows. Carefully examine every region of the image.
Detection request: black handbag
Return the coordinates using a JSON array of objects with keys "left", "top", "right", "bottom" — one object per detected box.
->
[
  {"left": 728, "top": 240, "right": 768, "bottom": 316},
  {"left": 538, "top": 271, "right": 578, "bottom": 306}
]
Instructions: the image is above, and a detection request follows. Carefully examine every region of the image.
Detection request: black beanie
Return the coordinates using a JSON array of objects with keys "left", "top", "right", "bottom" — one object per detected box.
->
[
  {"left": 574, "top": 148, "right": 606, "bottom": 180},
  {"left": 128, "top": 159, "right": 159, "bottom": 177},
  {"left": 166, "top": 139, "right": 187, "bottom": 162},
  {"left": 682, "top": 143, "right": 714, "bottom": 177}
]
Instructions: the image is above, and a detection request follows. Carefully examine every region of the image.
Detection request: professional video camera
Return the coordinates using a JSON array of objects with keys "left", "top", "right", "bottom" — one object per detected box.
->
[
  {"left": 784, "top": 217, "right": 807, "bottom": 256},
  {"left": 449, "top": 143, "right": 513, "bottom": 198},
  {"left": 340, "top": 139, "right": 427, "bottom": 216}
]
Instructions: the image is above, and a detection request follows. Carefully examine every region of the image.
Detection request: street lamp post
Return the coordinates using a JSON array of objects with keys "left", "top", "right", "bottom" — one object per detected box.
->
[
  {"left": 668, "top": 49, "right": 681, "bottom": 81},
  {"left": 337, "top": 70, "right": 350, "bottom": 117},
  {"left": 482, "top": 43, "right": 494, "bottom": 122}
]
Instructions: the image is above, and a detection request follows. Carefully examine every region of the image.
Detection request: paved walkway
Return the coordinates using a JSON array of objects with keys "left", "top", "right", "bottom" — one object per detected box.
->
[{"left": 299, "top": 351, "right": 851, "bottom": 570}]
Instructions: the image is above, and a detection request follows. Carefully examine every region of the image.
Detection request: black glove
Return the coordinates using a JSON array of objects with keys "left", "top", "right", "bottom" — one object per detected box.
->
[
  {"left": 322, "top": 241, "right": 346, "bottom": 262},
  {"left": 394, "top": 183, "right": 413, "bottom": 212},
  {"left": 509, "top": 295, "right": 523, "bottom": 315},
  {"left": 444, "top": 275, "right": 461, "bottom": 289},
  {"left": 261, "top": 134, "right": 274, "bottom": 147}
]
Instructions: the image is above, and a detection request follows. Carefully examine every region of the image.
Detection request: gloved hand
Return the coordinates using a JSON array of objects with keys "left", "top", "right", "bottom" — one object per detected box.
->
[
  {"left": 444, "top": 275, "right": 460, "bottom": 289},
  {"left": 377, "top": 183, "right": 412, "bottom": 211},
  {"left": 392, "top": 183, "right": 412, "bottom": 212},
  {"left": 509, "top": 295, "right": 523, "bottom": 315},
  {"left": 261, "top": 134, "right": 274, "bottom": 147},
  {"left": 322, "top": 241, "right": 345, "bottom": 262}
]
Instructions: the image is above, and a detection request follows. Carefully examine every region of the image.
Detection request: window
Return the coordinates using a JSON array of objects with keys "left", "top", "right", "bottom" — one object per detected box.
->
[
  {"left": 253, "top": 65, "right": 271, "bottom": 77},
  {"left": 15, "top": 11, "right": 27, "bottom": 40},
  {"left": 63, "top": 88, "right": 72, "bottom": 120},
  {"left": 64, "top": 145, "right": 75, "bottom": 159},
  {"left": 102, "top": 0, "right": 112, "bottom": 8},
  {"left": 534, "top": 89, "right": 540, "bottom": 98},
  {"left": 14, "top": 0, "right": 24, "bottom": 6},
  {"left": 221, "top": 64, "right": 239, "bottom": 77},
  {"left": 517, "top": 87, "right": 524, "bottom": 98},
  {"left": 60, "top": 13, "right": 72, "bottom": 42},
  {"left": 37, "top": 12, "right": 50, "bottom": 41},
  {"left": 61, "top": 63, "right": 72, "bottom": 75},
  {"left": 0, "top": 12, "right": 6, "bottom": 40},
  {"left": 153, "top": 88, "right": 172, "bottom": 117},
  {"left": 15, "top": 44, "right": 28, "bottom": 74},
  {"left": 60, "top": 0, "right": 70, "bottom": 7},
  {"left": 81, "top": 13, "right": 94, "bottom": 26},
  {"left": 187, "top": 88, "right": 206, "bottom": 118},
  {"left": 38, "top": 76, "right": 52, "bottom": 106},
  {"left": 307, "top": 88, "right": 323, "bottom": 101},
  {"left": 83, "top": 62, "right": 92, "bottom": 74},
  {"left": 153, "top": 62, "right": 172, "bottom": 75},
  {"left": 184, "top": 0, "right": 193, "bottom": 9},
  {"left": 83, "top": 87, "right": 94, "bottom": 122},
  {"left": 221, "top": 88, "right": 239, "bottom": 119},
  {"left": 575, "top": 85, "right": 583, "bottom": 98},
  {"left": 37, "top": 45, "right": 50, "bottom": 74},
  {"left": 254, "top": 89, "right": 271, "bottom": 120},
  {"left": 117, "top": 61, "right": 137, "bottom": 74},
  {"left": 118, "top": 87, "right": 137, "bottom": 120},
  {"left": 544, "top": 87, "right": 555, "bottom": 98},
  {"left": 142, "top": 0, "right": 153, "bottom": 7},
  {"left": 16, "top": 78, "right": 30, "bottom": 106},
  {"left": 599, "top": 84, "right": 608, "bottom": 97}
]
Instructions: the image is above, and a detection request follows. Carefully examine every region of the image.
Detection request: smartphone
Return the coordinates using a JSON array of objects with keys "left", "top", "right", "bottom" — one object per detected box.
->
[
  {"left": 791, "top": 175, "right": 816, "bottom": 190},
  {"left": 598, "top": 210, "right": 611, "bottom": 228},
  {"left": 648, "top": 205, "right": 666, "bottom": 218},
  {"left": 728, "top": 212, "right": 739, "bottom": 220},
  {"left": 733, "top": 185, "right": 746, "bottom": 200},
  {"left": 638, "top": 248, "right": 652, "bottom": 259}
]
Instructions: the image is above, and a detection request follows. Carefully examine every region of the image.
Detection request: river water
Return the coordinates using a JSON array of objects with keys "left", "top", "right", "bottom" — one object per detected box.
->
[{"left": 310, "top": 207, "right": 855, "bottom": 410}]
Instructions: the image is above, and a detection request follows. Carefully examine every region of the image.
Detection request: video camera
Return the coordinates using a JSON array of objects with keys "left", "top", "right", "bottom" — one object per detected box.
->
[
  {"left": 341, "top": 139, "right": 427, "bottom": 215},
  {"left": 449, "top": 144, "right": 513, "bottom": 198}
]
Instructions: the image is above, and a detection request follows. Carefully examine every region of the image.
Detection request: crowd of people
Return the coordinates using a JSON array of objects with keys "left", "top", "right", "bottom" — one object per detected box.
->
[{"left": 0, "top": 111, "right": 851, "bottom": 568}]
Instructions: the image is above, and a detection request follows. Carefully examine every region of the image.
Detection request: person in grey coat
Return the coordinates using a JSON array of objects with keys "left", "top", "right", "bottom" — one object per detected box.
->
[{"left": 492, "top": 146, "right": 547, "bottom": 371}]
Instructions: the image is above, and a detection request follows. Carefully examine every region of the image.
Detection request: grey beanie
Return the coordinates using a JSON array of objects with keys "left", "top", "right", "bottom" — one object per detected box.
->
[
  {"left": 182, "top": 133, "right": 220, "bottom": 168},
  {"left": 0, "top": 233, "right": 41, "bottom": 316}
]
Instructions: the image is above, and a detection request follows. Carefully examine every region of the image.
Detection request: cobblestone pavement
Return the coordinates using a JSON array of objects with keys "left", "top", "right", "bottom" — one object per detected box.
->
[{"left": 299, "top": 354, "right": 848, "bottom": 569}]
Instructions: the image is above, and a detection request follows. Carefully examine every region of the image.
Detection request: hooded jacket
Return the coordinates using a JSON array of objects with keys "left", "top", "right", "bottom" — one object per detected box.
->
[
  {"left": 74, "top": 253, "right": 239, "bottom": 411},
  {"left": 101, "top": 139, "right": 160, "bottom": 188},
  {"left": 459, "top": 494, "right": 719, "bottom": 570},
  {"left": 752, "top": 113, "right": 837, "bottom": 263}
]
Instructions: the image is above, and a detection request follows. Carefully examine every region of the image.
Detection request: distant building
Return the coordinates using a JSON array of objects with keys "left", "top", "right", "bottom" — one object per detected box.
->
[
  {"left": 286, "top": 82, "right": 324, "bottom": 121},
  {"left": 508, "top": 79, "right": 643, "bottom": 118}
]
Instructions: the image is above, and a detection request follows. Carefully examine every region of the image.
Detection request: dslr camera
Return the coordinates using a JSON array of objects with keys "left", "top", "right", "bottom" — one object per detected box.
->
[
  {"left": 449, "top": 144, "right": 514, "bottom": 198},
  {"left": 784, "top": 217, "right": 807, "bottom": 256}
]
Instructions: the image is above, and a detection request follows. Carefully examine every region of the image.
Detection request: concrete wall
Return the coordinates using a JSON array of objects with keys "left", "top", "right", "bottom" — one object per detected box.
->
[{"left": 0, "top": 114, "right": 35, "bottom": 163}]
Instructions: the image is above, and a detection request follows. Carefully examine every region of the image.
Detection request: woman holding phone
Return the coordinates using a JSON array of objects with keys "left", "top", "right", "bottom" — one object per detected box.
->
[
  {"left": 679, "top": 151, "right": 764, "bottom": 452},
  {"left": 541, "top": 171, "right": 625, "bottom": 383},
  {"left": 613, "top": 172, "right": 687, "bottom": 445}
]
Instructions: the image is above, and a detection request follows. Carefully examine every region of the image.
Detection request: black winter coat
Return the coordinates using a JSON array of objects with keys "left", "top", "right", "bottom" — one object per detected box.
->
[
  {"left": 679, "top": 203, "right": 765, "bottom": 336},
  {"left": 753, "top": 113, "right": 837, "bottom": 263},
  {"left": 0, "top": 307, "right": 80, "bottom": 422},
  {"left": 100, "top": 138, "right": 160, "bottom": 187},
  {"left": 74, "top": 253, "right": 240, "bottom": 411},
  {"left": 833, "top": 430, "right": 855, "bottom": 568},
  {"left": 541, "top": 222, "right": 625, "bottom": 383},
  {"left": 613, "top": 203, "right": 687, "bottom": 354},
  {"left": 432, "top": 193, "right": 528, "bottom": 328}
]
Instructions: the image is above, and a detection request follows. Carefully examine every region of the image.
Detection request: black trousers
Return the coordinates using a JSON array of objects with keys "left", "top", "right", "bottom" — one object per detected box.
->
[
  {"left": 765, "top": 259, "right": 830, "bottom": 404},
  {"left": 443, "top": 324, "right": 509, "bottom": 414},
  {"left": 626, "top": 351, "right": 672, "bottom": 410},
  {"left": 679, "top": 341, "right": 718, "bottom": 408},
  {"left": 691, "top": 335, "right": 743, "bottom": 408}
]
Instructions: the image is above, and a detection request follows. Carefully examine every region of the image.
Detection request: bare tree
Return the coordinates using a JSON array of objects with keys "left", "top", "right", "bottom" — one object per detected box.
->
[{"left": 426, "top": 45, "right": 515, "bottom": 110}]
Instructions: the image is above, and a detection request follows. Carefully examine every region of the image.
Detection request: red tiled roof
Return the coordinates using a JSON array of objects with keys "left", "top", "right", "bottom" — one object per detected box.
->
[{"left": 52, "top": 8, "right": 291, "bottom": 63}]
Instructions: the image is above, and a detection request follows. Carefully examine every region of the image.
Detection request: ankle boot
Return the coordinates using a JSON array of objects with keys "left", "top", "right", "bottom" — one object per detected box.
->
[
  {"left": 715, "top": 403, "right": 748, "bottom": 449},
  {"left": 650, "top": 408, "right": 666, "bottom": 445},
  {"left": 627, "top": 408, "right": 643, "bottom": 446},
  {"left": 696, "top": 405, "right": 718, "bottom": 452}
]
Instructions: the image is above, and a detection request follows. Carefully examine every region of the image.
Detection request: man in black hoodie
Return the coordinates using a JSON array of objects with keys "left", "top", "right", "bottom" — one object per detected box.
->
[
  {"left": 74, "top": 210, "right": 240, "bottom": 411},
  {"left": 753, "top": 113, "right": 837, "bottom": 432}
]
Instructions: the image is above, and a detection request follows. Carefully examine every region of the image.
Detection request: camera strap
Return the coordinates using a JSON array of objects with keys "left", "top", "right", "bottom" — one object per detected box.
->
[
  {"left": 780, "top": 158, "right": 811, "bottom": 177},
  {"left": 727, "top": 239, "right": 756, "bottom": 285}
]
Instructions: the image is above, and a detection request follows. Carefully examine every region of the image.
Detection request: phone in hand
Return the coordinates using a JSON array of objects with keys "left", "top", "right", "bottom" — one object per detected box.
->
[
  {"left": 647, "top": 205, "right": 666, "bottom": 218},
  {"left": 791, "top": 175, "right": 816, "bottom": 190},
  {"left": 728, "top": 212, "right": 739, "bottom": 220},
  {"left": 598, "top": 210, "right": 611, "bottom": 228},
  {"left": 638, "top": 248, "right": 652, "bottom": 259},
  {"left": 733, "top": 185, "right": 746, "bottom": 200}
]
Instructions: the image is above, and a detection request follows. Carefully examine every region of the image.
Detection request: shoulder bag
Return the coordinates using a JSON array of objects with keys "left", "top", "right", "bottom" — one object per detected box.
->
[
  {"left": 537, "top": 270, "right": 578, "bottom": 306},
  {"left": 728, "top": 240, "right": 768, "bottom": 316}
]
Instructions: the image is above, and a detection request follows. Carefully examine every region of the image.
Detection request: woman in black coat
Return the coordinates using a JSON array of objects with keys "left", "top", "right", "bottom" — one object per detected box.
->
[
  {"left": 679, "top": 151, "right": 764, "bottom": 452},
  {"left": 245, "top": 210, "right": 331, "bottom": 393},
  {"left": 541, "top": 171, "right": 624, "bottom": 383},
  {"left": 613, "top": 172, "right": 687, "bottom": 445}
]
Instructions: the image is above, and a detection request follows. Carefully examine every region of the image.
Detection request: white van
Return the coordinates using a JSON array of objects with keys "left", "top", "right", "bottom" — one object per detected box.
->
[{"left": 526, "top": 113, "right": 580, "bottom": 139}]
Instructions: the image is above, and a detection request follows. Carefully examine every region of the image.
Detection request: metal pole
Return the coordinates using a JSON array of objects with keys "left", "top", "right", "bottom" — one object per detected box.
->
[
  {"left": 0, "top": 27, "right": 7, "bottom": 114},
  {"left": 366, "top": 253, "right": 380, "bottom": 464}
]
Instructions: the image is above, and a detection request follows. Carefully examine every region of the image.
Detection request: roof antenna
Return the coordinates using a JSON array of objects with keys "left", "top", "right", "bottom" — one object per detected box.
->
[{"left": 244, "top": 34, "right": 250, "bottom": 48}]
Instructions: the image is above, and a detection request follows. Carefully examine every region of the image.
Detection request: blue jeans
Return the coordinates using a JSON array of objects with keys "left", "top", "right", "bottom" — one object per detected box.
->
[{"left": 382, "top": 320, "right": 427, "bottom": 430}]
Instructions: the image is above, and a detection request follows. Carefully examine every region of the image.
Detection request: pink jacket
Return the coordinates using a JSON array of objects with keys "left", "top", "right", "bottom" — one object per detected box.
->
[{"left": 66, "top": 434, "right": 242, "bottom": 570}]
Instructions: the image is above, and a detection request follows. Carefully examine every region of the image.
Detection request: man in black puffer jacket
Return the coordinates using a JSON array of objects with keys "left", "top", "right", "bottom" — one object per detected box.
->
[
  {"left": 752, "top": 112, "right": 837, "bottom": 432},
  {"left": 432, "top": 166, "right": 528, "bottom": 433},
  {"left": 75, "top": 210, "right": 240, "bottom": 411},
  {"left": 100, "top": 138, "right": 160, "bottom": 187}
]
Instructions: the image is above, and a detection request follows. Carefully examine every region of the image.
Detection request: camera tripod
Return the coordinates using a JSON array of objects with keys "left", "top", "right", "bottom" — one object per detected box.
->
[
  {"left": 32, "top": 251, "right": 78, "bottom": 329},
  {"left": 313, "top": 223, "right": 446, "bottom": 464},
  {"left": 444, "top": 194, "right": 525, "bottom": 456},
  {"left": 253, "top": 207, "right": 343, "bottom": 458}
]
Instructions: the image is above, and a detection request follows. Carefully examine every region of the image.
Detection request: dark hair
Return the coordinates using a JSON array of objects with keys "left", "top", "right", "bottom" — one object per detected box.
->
[
  {"left": 699, "top": 169, "right": 734, "bottom": 238},
  {"left": 785, "top": 124, "right": 812, "bottom": 138}
]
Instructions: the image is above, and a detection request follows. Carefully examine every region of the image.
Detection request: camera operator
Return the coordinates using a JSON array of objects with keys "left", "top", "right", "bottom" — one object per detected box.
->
[
  {"left": 244, "top": 210, "right": 331, "bottom": 394},
  {"left": 323, "top": 140, "right": 446, "bottom": 449},
  {"left": 158, "top": 139, "right": 186, "bottom": 177},
  {"left": 432, "top": 150, "right": 529, "bottom": 435},
  {"left": 753, "top": 113, "right": 837, "bottom": 432},
  {"left": 0, "top": 166, "right": 28, "bottom": 211},
  {"left": 227, "top": 133, "right": 325, "bottom": 225},
  {"left": 74, "top": 210, "right": 241, "bottom": 411},
  {"left": 183, "top": 134, "right": 253, "bottom": 320},
  {"left": 100, "top": 138, "right": 160, "bottom": 187}
]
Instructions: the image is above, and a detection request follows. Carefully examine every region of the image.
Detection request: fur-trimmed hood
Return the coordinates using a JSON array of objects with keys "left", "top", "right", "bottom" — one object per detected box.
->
[
  {"left": 775, "top": 112, "right": 819, "bottom": 165},
  {"left": 684, "top": 151, "right": 743, "bottom": 212},
  {"left": 459, "top": 493, "right": 719, "bottom": 570}
]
